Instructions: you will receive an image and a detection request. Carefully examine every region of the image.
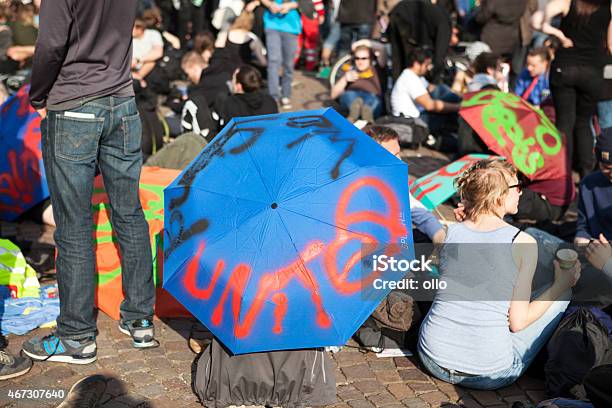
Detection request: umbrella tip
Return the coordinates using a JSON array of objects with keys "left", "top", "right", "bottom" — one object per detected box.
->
[{"left": 271, "top": 203, "right": 278, "bottom": 209}]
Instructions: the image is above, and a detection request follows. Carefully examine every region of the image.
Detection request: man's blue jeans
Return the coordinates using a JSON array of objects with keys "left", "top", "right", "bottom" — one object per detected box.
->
[
  {"left": 338, "top": 90, "right": 383, "bottom": 118},
  {"left": 420, "top": 84, "right": 462, "bottom": 138},
  {"left": 266, "top": 29, "right": 298, "bottom": 100},
  {"left": 41, "top": 96, "right": 154, "bottom": 340}
]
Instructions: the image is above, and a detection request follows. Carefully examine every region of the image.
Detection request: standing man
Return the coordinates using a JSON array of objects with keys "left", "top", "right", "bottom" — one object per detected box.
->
[{"left": 23, "top": 0, "right": 158, "bottom": 365}]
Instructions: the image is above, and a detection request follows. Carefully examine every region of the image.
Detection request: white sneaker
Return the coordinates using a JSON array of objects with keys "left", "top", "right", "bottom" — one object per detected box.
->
[{"left": 280, "top": 97, "right": 292, "bottom": 110}]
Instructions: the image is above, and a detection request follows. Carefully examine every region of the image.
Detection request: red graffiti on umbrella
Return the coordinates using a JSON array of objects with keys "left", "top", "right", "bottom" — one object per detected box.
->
[
  {"left": 0, "top": 149, "right": 41, "bottom": 213},
  {"left": 183, "top": 176, "right": 407, "bottom": 339}
]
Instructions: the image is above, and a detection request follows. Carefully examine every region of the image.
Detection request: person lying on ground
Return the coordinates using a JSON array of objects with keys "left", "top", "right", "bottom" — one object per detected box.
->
[
  {"left": 418, "top": 158, "right": 580, "bottom": 390},
  {"left": 362, "top": 124, "right": 446, "bottom": 244}
]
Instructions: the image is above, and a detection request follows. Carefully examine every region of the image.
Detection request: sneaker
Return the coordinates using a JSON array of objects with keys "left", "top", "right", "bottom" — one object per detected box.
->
[
  {"left": 22, "top": 334, "right": 97, "bottom": 365},
  {"left": 316, "top": 66, "right": 331, "bottom": 79},
  {"left": 0, "top": 350, "right": 32, "bottom": 380},
  {"left": 118, "top": 319, "right": 159, "bottom": 349},
  {"left": 361, "top": 104, "right": 374, "bottom": 124},
  {"left": 280, "top": 97, "right": 292, "bottom": 110},
  {"left": 56, "top": 375, "right": 108, "bottom": 408},
  {"left": 347, "top": 97, "right": 364, "bottom": 122}
]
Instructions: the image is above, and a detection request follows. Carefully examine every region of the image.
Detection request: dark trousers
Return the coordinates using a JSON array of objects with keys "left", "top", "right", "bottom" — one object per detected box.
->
[
  {"left": 550, "top": 63, "right": 603, "bottom": 178},
  {"left": 337, "top": 23, "right": 372, "bottom": 57},
  {"left": 516, "top": 188, "right": 565, "bottom": 223}
]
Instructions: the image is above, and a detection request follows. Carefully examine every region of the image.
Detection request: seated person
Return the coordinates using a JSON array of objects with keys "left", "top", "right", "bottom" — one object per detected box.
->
[
  {"left": 214, "top": 11, "right": 267, "bottom": 69},
  {"left": 362, "top": 125, "right": 446, "bottom": 244},
  {"left": 467, "top": 52, "right": 503, "bottom": 92},
  {"left": 330, "top": 41, "right": 386, "bottom": 123},
  {"left": 180, "top": 52, "right": 217, "bottom": 141},
  {"left": 575, "top": 129, "right": 612, "bottom": 246},
  {"left": 0, "top": 3, "right": 18, "bottom": 75},
  {"left": 4, "top": 2, "right": 36, "bottom": 70},
  {"left": 418, "top": 158, "right": 580, "bottom": 390},
  {"left": 390, "top": 48, "right": 461, "bottom": 142},
  {"left": 211, "top": 64, "right": 278, "bottom": 129},
  {"left": 193, "top": 31, "right": 216, "bottom": 66},
  {"left": 514, "top": 47, "right": 551, "bottom": 107},
  {"left": 131, "top": 16, "right": 166, "bottom": 93}
]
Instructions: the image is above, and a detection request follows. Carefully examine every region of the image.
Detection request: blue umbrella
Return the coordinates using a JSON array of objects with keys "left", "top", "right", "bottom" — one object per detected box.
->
[
  {"left": 0, "top": 86, "right": 49, "bottom": 221},
  {"left": 163, "top": 108, "right": 413, "bottom": 354}
]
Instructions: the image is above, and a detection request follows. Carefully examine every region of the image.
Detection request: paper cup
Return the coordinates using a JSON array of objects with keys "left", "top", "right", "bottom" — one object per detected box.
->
[{"left": 556, "top": 248, "right": 578, "bottom": 269}]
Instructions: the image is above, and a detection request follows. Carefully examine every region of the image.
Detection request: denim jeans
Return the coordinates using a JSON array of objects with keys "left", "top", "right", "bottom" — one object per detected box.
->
[
  {"left": 420, "top": 84, "right": 462, "bottom": 138},
  {"left": 338, "top": 23, "right": 372, "bottom": 57},
  {"left": 41, "top": 96, "right": 154, "bottom": 340},
  {"left": 598, "top": 99, "right": 612, "bottom": 130},
  {"left": 418, "top": 260, "right": 570, "bottom": 390},
  {"left": 338, "top": 90, "right": 383, "bottom": 118},
  {"left": 266, "top": 29, "right": 298, "bottom": 100}
]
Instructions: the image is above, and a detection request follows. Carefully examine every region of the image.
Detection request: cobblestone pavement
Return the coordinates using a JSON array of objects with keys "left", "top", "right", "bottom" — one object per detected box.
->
[{"left": 0, "top": 72, "right": 547, "bottom": 407}]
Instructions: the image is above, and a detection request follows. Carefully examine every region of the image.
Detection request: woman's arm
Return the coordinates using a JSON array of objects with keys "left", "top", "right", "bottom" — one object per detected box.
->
[
  {"left": 330, "top": 74, "right": 350, "bottom": 99},
  {"left": 608, "top": 3, "right": 612, "bottom": 54},
  {"left": 537, "top": 0, "right": 574, "bottom": 48},
  {"left": 509, "top": 231, "right": 580, "bottom": 332},
  {"left": 249, "top": 35, "right": 268, "bottom": 66}
]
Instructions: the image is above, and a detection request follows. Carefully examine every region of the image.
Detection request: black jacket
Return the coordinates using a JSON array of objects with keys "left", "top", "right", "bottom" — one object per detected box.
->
[
  {"left": 388, "top": 0, "right": 452, "bottom": 82},
  {"left": 337, "top": 0, "right": 377, "bottom": 25},
  {"left": 214, "top": 90, "right": 278, "bottom": 128},
  {"left": 30, "top": 0, "right": 138, "bottom": 110},
  {"left": 476, "top": 0, "right": 528, "bottom": 56}
]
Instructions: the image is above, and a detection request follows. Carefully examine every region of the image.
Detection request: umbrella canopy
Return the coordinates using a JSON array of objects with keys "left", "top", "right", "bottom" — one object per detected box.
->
[
  {"left": 460, "top": 90, "right": 567, "bottom": 181},
  {"left": 410, "top": 154, "right": 494, "bottom": 210},
  {"left": 163, "top": 108, "right": 413, "bottom": 354},
  {"left": 0, "top": 86, "right": 48, "bottom": 221}
]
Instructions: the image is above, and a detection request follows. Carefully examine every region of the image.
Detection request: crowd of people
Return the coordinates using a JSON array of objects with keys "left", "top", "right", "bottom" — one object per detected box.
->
[{"left": 0, "top": 0, "right": 611, "bottom": 406}]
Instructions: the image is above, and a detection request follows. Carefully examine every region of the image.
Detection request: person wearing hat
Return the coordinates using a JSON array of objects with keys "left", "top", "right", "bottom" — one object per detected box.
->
[
  {"left": 581, "top": 129, "right": 612, "bottom": 281},
  {"left": 575, "top": 128, "right": 612, "bottom": 246}
]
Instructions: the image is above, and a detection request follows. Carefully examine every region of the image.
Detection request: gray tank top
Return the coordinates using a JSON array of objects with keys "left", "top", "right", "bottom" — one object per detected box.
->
[{"left": 418, "top": 223, "right": 520, "bottom": 375}]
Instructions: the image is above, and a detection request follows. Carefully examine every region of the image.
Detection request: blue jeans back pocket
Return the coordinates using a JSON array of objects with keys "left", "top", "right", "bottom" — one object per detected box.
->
[
  {"left": 55, "top": 114, "right": 105, "bottom": 162},
  {"left": 121, "top": 113, "right": 142, "bottom": 156}
]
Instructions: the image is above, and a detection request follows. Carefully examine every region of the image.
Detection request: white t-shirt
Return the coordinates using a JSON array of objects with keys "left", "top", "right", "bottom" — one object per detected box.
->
[
  {"left": 132, "top": 29, "right": 164, "bottom": 61},
  {"left": 390, "top": 69, "right": 429, "bottom": 118}
]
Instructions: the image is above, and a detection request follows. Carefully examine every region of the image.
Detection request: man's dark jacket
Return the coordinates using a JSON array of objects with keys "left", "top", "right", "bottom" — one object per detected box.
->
[
  {"left": 388, "top": 0, "right": 451, "bottom": 82},
  {"left": 29, "top": 0, "right": 137, "bottom": 110}
]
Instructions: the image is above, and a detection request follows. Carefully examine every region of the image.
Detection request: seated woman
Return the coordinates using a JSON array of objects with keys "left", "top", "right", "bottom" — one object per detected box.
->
[
  {"left": 210, "top": 64, "right": 278, "bottom": 129},
  {"left": 214, "top": 11, "right": 267, "bottom": 70},
  {"left": 330, "top": 41, "right": 386, "bottom": 123},
  {"left": 418, "top": 158, "right": 581, "bottom": 390}
]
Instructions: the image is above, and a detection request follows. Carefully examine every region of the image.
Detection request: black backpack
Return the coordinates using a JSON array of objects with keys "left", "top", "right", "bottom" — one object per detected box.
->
[
  {"left": 545, "top": 308, "right": 612, "bottom": 399},
  {"left": 375, "top": 115, "right": 429, "bottom": 149}
]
